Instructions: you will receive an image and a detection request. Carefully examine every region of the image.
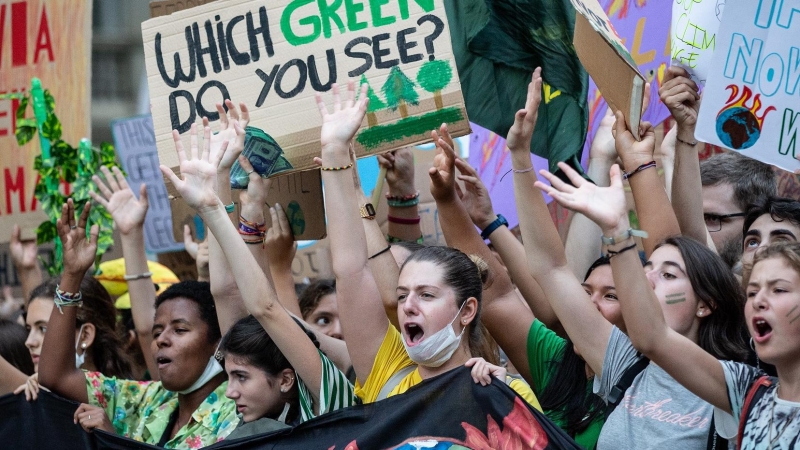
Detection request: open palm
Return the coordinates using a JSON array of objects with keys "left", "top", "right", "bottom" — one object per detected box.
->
[
  {"left": 317, "top": 82, "right": 369, "bottom": 150},
  {"left": 535, "top": 162, "right": 628, "bottom": 233},
  {"left": 161, "top": 125, "right": 225, "bottom": 212},
  {"left": 209, "top": 100, "right": 249, "bottom": 171},
  {"left": 429, "top": 124, "right": 458, "bottom": 202},
  {"left": 90, "top": 166, "right": 148, "bottom": 235},
  {"left": 57, "top": 200, "right": 99, "bottom": 276}
]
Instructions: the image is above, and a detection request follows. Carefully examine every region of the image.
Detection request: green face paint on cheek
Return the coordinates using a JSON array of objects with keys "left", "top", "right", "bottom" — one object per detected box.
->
[{"left": 665, "top": 293, "right": 687, "bottom": 305}]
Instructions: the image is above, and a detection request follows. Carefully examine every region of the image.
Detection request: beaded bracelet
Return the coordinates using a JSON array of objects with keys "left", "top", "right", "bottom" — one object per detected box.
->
[
  {"left": 387, "top": 197, "right": 420, "bottom": 208},
  {"left": 320, "top": 162, "right": 354, "bottom": 171},
  {"left": 388, "top": 215, "right": 421, "bottom": 225},
  {"left": 386, "top": 191, "right": 420, "bottom": 202},
  {"left": 54, "top": 285, "right": 83, "bottom": 314}
]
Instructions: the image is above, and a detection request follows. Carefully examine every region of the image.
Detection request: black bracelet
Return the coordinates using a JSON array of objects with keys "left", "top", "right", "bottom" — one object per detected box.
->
[
  {"left": 605, "top": 243, "right": 638, "bottom": 259},
  {"left": 369, "top": 245, "right": 392, "bottom": 260},
  {"left": 622, "top": 161, "right": 656, "bottom": 180}
]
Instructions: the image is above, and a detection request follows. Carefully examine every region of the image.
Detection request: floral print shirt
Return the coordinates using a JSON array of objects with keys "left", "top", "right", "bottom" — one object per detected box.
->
[{"left": 85, "top": 371, "right": 238, "bottom": 449}]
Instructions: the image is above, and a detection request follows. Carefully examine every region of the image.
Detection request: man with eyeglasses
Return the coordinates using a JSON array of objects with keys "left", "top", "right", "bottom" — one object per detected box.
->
[{"left": 701, "top": 152, "right": 776, "bottom": 268}]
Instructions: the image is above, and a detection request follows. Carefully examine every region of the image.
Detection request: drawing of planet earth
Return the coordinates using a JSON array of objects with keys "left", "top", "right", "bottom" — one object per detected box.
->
[{"left": 715, "top": 106, "right": 761, "bottom": 150}]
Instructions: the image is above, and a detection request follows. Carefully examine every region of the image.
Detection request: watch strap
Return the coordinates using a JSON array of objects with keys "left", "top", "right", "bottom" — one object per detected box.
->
[{"left": 481, "top": 214, "right": 508, "bottom": 240}]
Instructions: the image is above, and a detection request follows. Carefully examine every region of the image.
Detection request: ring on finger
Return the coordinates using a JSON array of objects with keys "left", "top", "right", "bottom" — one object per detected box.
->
[
  {"left": 246, "top": 170, "right": 255, "bottom": 175},
  {"left": 70, "top": 226, "right": 77, "bottom": 230},
  {"left": 88, "top": 415, "right": 91, "bottom": 420}
]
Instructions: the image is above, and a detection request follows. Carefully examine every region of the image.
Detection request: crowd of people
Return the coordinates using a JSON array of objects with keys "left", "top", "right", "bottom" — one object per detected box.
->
[{"left": 0, "top": 65, "right": 798, "bottom": 449}]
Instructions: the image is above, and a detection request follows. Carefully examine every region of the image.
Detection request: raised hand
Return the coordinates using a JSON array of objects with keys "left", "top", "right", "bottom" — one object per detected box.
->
[
  {"left": 208, "top": 100, "right": 249, "bottom": 172},
  {"left": 454, "top": 158, "right": 497, "bottom": 229},
  {"left": 237, "top": 154, "right": 271, "bottom": 214},
  {"left": 612, "top": 111, "right": 657, "bottom": 165},
  {"left": 57, "top": 199, "right": 99, "bottom": 277},
  {"left": 506, "top": 68, "right": 543, "bottom": 153},
  {"left": 183, "top": 224, "right": 200, "bottom": 260},
  {"left": 13, "top": 373, "right": 39, "bottom": 401},
  {"left": 535, "top": 162, "right": 629, "bottom": 236},
  {"left": 89, "top": 166, "right": 148, "bottom": 236},
  {"left": 590, "top": 107, "right": 619, "bottom": 164},
  {"left": 465, "top": 357, "right": 507, "bottom": 386},
  {"left": 378, "top": 147, "right": 416, "bottom": 197},
  {"left": 265, "top": 204, "right": 297, "bottom": 270},
  {"left": 10, "top": 224, "right": 38, "bottom": 270},
  {"left": 658, "top": 66, "right": 700, "bottom": 131},
  {"left": 316, "top": 81, "right": 369, "bottom": 152},
  {"left": 160, "top": 124, "right": 226, "bottom": 213},
  {"left": 428, "top": 123, "right": 458, "bottom": 202}
]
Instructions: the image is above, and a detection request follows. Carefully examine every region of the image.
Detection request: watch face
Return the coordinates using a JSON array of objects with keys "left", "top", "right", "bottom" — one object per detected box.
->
[{"left": 365, "top": 203, "right": 376, "bottom": 216}]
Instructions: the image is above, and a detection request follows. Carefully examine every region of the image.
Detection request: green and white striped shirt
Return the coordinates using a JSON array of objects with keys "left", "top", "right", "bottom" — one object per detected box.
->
[{"left": 297, "top": 349, "right": 359, "bottom": 422}]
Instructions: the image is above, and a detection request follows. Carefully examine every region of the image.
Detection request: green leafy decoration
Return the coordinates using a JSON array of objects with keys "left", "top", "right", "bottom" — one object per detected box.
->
[{"left": 10, "top": 83, "right": 121, "bottom": 276}]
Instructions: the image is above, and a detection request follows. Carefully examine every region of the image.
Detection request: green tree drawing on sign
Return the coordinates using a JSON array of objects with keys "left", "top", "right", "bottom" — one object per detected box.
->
[
  {"left": 382, "top": 66, "right": 419, "bottom": 119},
  {"left": 360, "top": 74, "right": 386, "bottom": 127},
  {"left": 417, "top": 59, "right": 453, "bottom": 110}
]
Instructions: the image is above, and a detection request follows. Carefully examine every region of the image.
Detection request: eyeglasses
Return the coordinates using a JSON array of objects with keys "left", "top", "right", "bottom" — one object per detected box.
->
[{"left": 704, "top": 212, "right": 746, "bottom": 232}]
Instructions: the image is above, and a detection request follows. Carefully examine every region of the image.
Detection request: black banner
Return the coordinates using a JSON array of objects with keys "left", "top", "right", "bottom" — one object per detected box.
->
[{"left": 1, "top": 367, "right": 579, "bottom": 449}]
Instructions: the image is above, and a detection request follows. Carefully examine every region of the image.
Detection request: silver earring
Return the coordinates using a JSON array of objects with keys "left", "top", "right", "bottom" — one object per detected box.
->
[{"left": 81, "top": 343, "right": 87, "bottom": 349}]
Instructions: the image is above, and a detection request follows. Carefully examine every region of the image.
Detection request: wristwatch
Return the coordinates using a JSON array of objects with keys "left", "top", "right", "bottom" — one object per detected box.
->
[
  {"left": 601, "top": 228, "right": 648, "bottom": 245},
  {"left": 480, "top": 214, "right": 508, "bottom": 240},
  {"left": 360, "top": 203, "right": 376, "bottom": 220}
]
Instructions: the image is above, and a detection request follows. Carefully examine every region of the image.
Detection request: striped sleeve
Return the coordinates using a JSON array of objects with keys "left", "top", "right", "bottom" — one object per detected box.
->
[{"left": 298, "top": 349, "right": 359, "bottom": 422}]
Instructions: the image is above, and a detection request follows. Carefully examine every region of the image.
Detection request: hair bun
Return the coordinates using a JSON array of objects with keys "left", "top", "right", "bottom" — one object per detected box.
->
[{"left": 468, "top": 254, "right": 490, "bottom": 285}]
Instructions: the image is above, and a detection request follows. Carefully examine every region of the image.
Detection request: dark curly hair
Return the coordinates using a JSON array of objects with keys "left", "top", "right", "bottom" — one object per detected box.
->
[{"left": 30, "top": 276, "right": 133, "bottom": 378}]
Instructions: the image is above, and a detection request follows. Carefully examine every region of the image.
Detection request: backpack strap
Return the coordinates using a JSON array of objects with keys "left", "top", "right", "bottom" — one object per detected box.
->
[
  {"left": 736, "top": 375, "right": 774, "bottom": 450},
  {"left": 376, "top": 364, "right": 417, "bottom": 401},
  {"left": 606, "top": 356, "right": 650, "bottom": 416}
]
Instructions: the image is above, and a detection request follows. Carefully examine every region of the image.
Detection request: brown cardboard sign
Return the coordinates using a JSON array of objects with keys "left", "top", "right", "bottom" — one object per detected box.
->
[
  {"left": 0, "top": 0, "right": 92, "bottom": 243},
  {"left": 571, "top": 0, "right": 645, "bottom": 139},
  {"left": 167, "top": 169, "right": 326, "bottom": 241},
  {"left": 149, "top": 0, "right": 216, "bottom": 18},
  {"left": 142, "top": 0, "right": 471, "bottom": 181}
]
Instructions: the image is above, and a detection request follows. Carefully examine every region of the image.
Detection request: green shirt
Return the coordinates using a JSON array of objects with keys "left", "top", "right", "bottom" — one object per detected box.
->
[
  {"left": 85, "top": 371, "right": 238, "bottom": 449},
  {"left": 527, "top": 320, "right": 603, "bottom": 450}
]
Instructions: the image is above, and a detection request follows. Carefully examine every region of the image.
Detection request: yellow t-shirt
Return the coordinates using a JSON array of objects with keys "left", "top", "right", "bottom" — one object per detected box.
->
[{"left": 355, "top": 326, "right": 542, "bottom": 411}]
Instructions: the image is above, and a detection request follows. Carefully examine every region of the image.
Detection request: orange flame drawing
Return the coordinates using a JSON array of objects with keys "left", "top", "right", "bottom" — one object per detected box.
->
[{"left": 719, "top": 85, "right": 776, "bottom": 129}]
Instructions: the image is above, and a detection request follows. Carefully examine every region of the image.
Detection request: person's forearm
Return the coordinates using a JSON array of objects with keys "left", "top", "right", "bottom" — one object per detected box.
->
[
  {"left": 565, "top": 157, "right": 612, "bottom": 279},
  {"left": 270, "top": 265, "right": 302, "bottom": 317},
  {"left": 359, "top": 190, "right": 400, "bottom": 327},
  {"left": 489, "top": 227, "right": 558, "bottom": 328},
  {"left": 216, "top": 168, "right": 235, "bottom": 223},
  {"left": 120, "top": 228, "right": 158, "bottom": 380},
  {"left": 621, "top": 154, "right": 681, "bottom": 257},
  {"left": 16, "top": 266, "right": 43, "bottom": 303},
  {"left": 0, "top": 356, "right": 28, "bottom": 395},
  {"left": 669, "top": 125, "right": 710, "bottom": 247},
  {"left": 38, "top": 270, "right": 89, "bottom": 403}
]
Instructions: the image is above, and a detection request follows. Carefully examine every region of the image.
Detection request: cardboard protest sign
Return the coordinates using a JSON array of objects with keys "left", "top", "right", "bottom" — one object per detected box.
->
[
  {"left": 0, "top": 0, "right": 92, "bottom": 243},
  {"left": 583, "top": 0, "right": 673, "bottom": 167},
  {"left": 695, "top": 0, "right": 800, "bottom": 172},
  {"left": 570, "top": 0, "right": 646, "bottom": 139},
  {"left": 112, "top": 115, "right": 186, "bottom": 254},
  {"left": 671, "top": 0, "right": 725, "bottom": 85},
  {"left": 142, "top": 0, "right": 471, "bottom": 184}
]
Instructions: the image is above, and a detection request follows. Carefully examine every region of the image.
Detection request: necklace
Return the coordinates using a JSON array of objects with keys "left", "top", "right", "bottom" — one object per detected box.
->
[{"left": 768, "top": 383, "right": 800, "bottom": 448}]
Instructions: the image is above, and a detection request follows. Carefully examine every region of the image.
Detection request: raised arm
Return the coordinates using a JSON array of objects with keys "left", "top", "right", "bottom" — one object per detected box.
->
[
  {"left": 512, "top": 69, "right": 611, "bottom": 375},
  {"left": 0, "top": 356, "right": 28, "bottom": 396},
  {"left": 564, "top": 107, "right": 617, "bottom": 279},
  {"left": 37, "top": 201, "right": 95, "bottom": 403},
  {"left": 378, "top": 148, "right": 423, "bottom": 243},
  {"left": 428, "top": 124, "right": 535, "bottom": 383},
  {"left": 161, "top": 125, "right": 327, "bottom": 402},
  {"left": 10, "top": 225, "right": 44, "bottom": 301},
  {"left": 316, "top": 82, "right": 388, "bottom": 384},
  {"left": 264, "top": 203, "right": 302, "bottom": 317},
  {"left": 540, "top": 123, "right": 730, "bottom": 413},
  {"left": 660, "top": 67, "right": 713, "bottom": 247},
  {"left": 89, "top": 166, "right": 159, "bottom": 380},
  {"left": 452, "top": 158, "right": 558, "bottom": 332}
]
